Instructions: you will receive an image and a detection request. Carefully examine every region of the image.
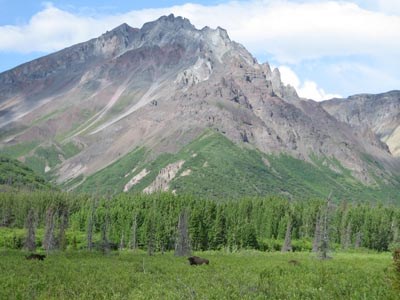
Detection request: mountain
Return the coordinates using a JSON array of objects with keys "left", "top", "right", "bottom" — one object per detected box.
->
[
  {"left": 321, "top": 91, "right": 400, "bottom": 157},
  {"left": 0, "top": 15, "right": 399, "bottom": 201}
]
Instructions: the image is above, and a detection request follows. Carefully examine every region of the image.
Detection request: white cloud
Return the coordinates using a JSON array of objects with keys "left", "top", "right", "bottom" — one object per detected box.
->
[
  {"left": 278, "top": 65, "right": 342, "bottom": 101},
  {"left": 0, "top": 1, "right": 399, "bottom": 63}
]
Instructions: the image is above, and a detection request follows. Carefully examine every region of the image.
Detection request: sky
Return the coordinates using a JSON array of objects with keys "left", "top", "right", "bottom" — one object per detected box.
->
[{"left": 0, "top": 0, "right": 399, "bottom": 101}]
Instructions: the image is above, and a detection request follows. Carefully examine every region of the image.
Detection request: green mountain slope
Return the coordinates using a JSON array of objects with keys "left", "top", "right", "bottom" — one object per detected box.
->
[
  {"left": 73, "top": 130, "right": 400, "bottom": 202},
  {"left": 0, "top": 156, "right": 52, "bottom": 190}
]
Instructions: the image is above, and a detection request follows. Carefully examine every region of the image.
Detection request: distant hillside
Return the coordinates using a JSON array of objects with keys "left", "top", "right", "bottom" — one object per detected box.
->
[{"left": 0, "top": 156, "right": 52, "bottom": 190}]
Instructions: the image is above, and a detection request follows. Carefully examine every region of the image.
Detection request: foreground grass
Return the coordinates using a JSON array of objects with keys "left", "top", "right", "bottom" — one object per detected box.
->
[{"left": 0, "top": 250, "right": 397, "bottom": 299}]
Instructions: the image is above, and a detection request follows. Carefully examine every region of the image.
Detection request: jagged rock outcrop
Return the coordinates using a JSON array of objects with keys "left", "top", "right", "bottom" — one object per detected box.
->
[{"left": 143, "top": 160, "right": 185, "bottom": 193}]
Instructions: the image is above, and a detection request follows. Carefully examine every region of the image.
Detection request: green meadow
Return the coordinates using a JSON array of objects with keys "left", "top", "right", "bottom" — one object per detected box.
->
[{"left": 0, "top": 250, "right": 397, "bottom": 300}]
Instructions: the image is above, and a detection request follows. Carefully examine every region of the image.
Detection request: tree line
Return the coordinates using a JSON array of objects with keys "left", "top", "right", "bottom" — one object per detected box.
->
[{"left": 0, "top": 191, "right": 399, "bottom": 253}]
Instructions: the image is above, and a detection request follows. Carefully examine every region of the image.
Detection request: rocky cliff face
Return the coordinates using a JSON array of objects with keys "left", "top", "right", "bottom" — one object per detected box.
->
[
  {"left": 322, "top": 91, "right": 400, "bottom": 157},
  {"left": 0, "top": 15, "right": 398, "bottom": 191}
]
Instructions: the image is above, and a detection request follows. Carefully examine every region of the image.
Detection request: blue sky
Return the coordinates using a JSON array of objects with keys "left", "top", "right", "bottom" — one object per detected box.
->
[{"left": 0, "top": 0, "right": 399, "bottom": 100}]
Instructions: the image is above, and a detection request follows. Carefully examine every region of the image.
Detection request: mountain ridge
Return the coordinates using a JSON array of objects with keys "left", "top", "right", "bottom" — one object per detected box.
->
[{"left": 0, "top": 15, "right": 399, "bottom": 200}]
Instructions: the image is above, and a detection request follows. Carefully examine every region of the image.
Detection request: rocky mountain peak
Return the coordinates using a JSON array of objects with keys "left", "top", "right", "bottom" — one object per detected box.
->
[
  {"left": 1, "top": 15, "right": 399, "bottom": 197},
  {"left": 141, "top": 14, "right": 196, "bottom": 36}
]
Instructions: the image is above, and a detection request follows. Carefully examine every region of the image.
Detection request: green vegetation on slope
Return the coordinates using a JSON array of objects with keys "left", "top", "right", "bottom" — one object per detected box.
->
[
  {"left": 0, "top": 156, "right": 51, "bottom": 190},
  {"left": 71, "top": 147, "right": 149, "bottom": 193},
  {"left": 77, "top": 130, "right": 400, "bottom": 202},
  {"left": 16, "top": 142, "right": 82, "bottom": 179},
  {"left": 0, "top": 251, "right": 397, "bottom": 300},
  {"left": 0, "top": 141, "right": 39, "bottom": 159}
]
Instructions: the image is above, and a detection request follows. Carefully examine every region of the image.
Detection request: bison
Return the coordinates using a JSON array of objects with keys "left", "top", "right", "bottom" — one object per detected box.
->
[
  {"left": 288, "top": 259, "right": 300, "bottom": 266},
  {"left": 188, "top": 256, "right": 209, "bottom": 266},
  {"left": 26, "top": 253, "right": 46, "bottom": 261}
]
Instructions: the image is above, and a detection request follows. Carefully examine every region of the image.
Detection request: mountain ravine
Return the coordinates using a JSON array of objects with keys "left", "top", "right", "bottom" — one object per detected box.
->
[{"left": 0, "top": 15, "right": 399, "bottom": 200}]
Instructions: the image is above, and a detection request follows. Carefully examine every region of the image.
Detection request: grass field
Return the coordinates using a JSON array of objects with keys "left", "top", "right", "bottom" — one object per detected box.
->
[{"left": 0, "top": 250, "right": 397, "bottom": 299}]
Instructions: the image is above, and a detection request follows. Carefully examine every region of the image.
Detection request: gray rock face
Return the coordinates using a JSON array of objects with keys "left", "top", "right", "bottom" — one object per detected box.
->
[
  {"left": 0, "top": 15, "right": 398, "bottom": 186},
  {"left": 322, "top": 91, "right": 400, "bottom": 156}
]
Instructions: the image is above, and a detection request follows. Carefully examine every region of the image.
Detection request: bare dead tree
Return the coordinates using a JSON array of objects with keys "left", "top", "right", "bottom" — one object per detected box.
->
[
  {"left": 146, "top": 203, "right": 157, "bottom": 256},
  {"left": 1, "top": 207, "right": 14, "bottom": 227},
  {"left": 147, "top": 233, "right": 155, "bottom": 256},
  {"left": 43, "top": 207, "right": 56, "bottom": 253},
  {"left": 312, "top": 192, "right": 333, "bottom": 259},
  {"left": 119, "top": 232, "right": 125, "bottom": 251},
  {"left": 175, "top": 208, "right": 191, "bottom": 256},
  {"left": 58, "top": 206, "right": 69, "bottom": 251},
  {"left": 340, "top": 203, "right": 349, "bottom": 250},
  {"left": 319, "top": 192, "right": 333, "bottom": 259},
  {"left": 147, "top": 218, "right": 156, "bottom": 256},
  {"left": 87, "top": 198, "right": 97, "bottom": 251},
  {"left": 101, "top": 208, "right": 111, "bottom": 254},
  {"left": 343, "top": 222, "right": 352, "bottom": 250},
  {"left": 281, "top": 217, "right": 292, "bottom": 253},
  {"left": 130, "top": 213, "right": 137, "bottom": 250},
  {"left": 355, "top": 231, "right": 362, "bottom": 248},
  {"left": 24, "top": 208, "right": 36, "bottom": 252},
  {"left": 312, "top": 212, "right": 322, "bottom": 253}
]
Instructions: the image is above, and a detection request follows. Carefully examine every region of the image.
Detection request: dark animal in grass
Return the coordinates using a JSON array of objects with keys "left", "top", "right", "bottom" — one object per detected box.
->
[
  {"left": 26, "top": 253, "right": 46, "bottom": 261},
  {"left": 288, "top": 259, "right": 300, "bottom": 266},
  {"left": 188, "top": 256, "right": 209, "bottom": 265}
]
